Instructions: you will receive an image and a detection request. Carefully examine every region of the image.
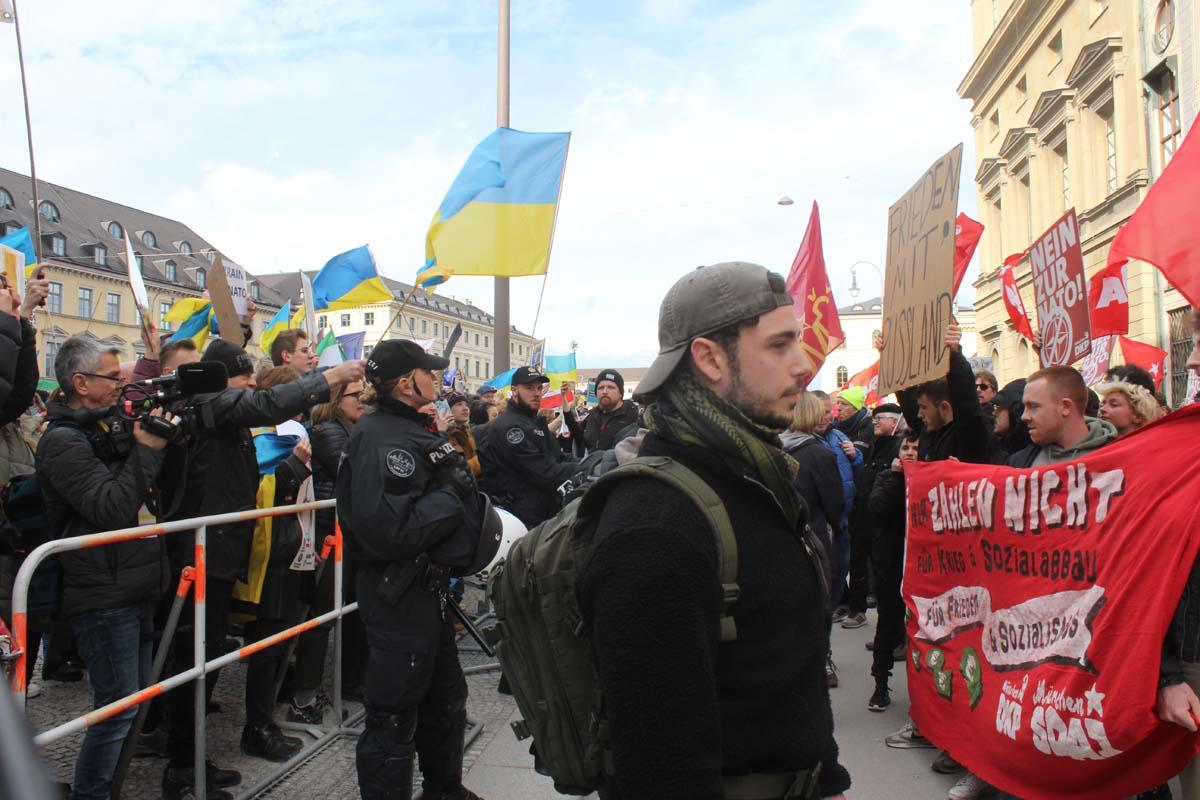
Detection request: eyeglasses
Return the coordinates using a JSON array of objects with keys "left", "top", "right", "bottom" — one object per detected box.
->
[
  {"left": 976, "top": 383, "right": 993, "bottom": 391},
  {"left": 343, "top": 391, "right": 363, "bottom": 399},
  {"left": 76, "top": 372, "right": 124, "bottom": 384}
]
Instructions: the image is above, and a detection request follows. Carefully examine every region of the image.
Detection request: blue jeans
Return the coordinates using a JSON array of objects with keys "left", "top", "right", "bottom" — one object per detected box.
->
[{"left": 70, "top": 605, "right": 151, "bottom": 800}]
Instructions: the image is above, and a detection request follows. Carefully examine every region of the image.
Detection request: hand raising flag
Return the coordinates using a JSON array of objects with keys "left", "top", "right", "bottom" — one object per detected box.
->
[{"left": 786, "top": 201, "right": 844, "bottom": 382}]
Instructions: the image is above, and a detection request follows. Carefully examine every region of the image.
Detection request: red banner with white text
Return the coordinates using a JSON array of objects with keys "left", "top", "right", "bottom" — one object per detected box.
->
[{"left": 903, "top": 406, "right": 1200, "bottom": 800}]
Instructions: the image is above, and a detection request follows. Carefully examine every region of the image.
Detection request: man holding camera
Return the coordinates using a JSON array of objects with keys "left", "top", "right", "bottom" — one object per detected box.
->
[
  {"left": 337, "top": 339, "right": 499, "bottom": 800},
  {"left": 158, "top": 338, "right": 364, "bottom": 800},
  {"left": 36, "top": 335, "right": 173, "bottom": 800}
]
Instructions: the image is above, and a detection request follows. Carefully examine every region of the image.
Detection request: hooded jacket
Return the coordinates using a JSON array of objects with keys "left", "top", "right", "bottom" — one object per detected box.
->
[
  {"left": 990, "top": 379, "right": 1030, "bottom": 465},
  {"left": 1006, "top": 417, "right": 1117, "bottom": 468}
]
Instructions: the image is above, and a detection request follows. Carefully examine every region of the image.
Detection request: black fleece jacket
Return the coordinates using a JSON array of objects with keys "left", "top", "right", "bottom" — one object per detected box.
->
[
  {"left": 898, "top": 349, "right": 992, "bottom": 465},
  {"left": 577, "top": 432, "right": 850, "bottom": 800}
]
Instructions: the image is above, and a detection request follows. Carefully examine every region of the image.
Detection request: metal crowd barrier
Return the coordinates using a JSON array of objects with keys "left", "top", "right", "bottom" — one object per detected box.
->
[{"left": 8, "top": 499, "right": 355, "bottom": 800}]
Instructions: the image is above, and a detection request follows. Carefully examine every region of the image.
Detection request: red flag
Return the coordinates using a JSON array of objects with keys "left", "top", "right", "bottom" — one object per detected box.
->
[
  {"left": 1000, "top": 266, "right": 1035, "bottom": 341},
  {"left": 540, "top": 389, "right": 564, "bottom": 410},
  {"left": 1118, "top": 336, "right": 1168, "bottom": 389},
  {"left": 1107, "top": 124, "right": 1200, "bottom": 307},
  {"left": 1003, "top": 252, "right": 1026, "bottom": 267},
  {"left": 1089, "top": 259, "right": 1129, "bottom": 337},
  {"left": 953, "top": 213, "right": 984, "bottom": 296},
  {"left": 786, "top": 201, "right": 844, "bottom": 381},
  {"left": 845, "top": 361, "right": 880, "bottom": 406}
]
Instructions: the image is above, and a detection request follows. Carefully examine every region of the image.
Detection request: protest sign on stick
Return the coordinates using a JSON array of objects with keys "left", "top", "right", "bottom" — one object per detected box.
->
[
  {"left": 879, "top": 144, "right": 963, "bottom": 396},
  {"left": 223, "top": 259, "right": 249, "bottom": 317},
  {"left": 207, "top": 254, "right": 245, "bottom": 345},
  {"left": 903, "top": 406, "right": 1200, "bottom": 800},
  {"left": 1030, "top": 210, "right": 1091, "bottom": 366},
  {"left": 1, "top": 244, "right": 25, "bottom": 299}
]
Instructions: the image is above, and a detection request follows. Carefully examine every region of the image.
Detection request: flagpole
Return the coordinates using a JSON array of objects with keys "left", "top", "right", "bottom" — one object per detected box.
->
[
  {"left": 374, "top": 289, "right": 416, "bottom": 350},
  {"left": 10, "top": 0, "right": 43, "bottom": 264},
  {"left": 493, "top": 0, "right": 511, "bottom": 374}
]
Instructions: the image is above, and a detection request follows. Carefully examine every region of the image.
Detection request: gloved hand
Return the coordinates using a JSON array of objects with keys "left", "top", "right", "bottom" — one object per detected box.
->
[{"left": 436, "top": 454, "right": 477, "bottom": 502}]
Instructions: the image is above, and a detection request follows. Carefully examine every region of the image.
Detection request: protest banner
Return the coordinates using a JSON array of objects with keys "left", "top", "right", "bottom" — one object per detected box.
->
[
  {"left": 903, "top": 406, "right": 1200, "bottom": 800},
  {"left": 1030, "top": 210, "right": 1091, "bottom": 366},
  {"left": 206, "top": 254, "right": 245, "bottom": 345},
  {"left": 1079, "top": 336, "right": 1114, "bottom": 387},
  {"left": 223, "top": 259, "right": 250, "bottom": 317},
  {"left": 879, "top": 144, "right": 963, "bottom": 396}
]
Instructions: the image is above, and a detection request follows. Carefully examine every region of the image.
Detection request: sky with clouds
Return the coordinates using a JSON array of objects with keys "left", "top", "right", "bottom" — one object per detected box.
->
[{"left": 0, "top": 0, "right": 980, "bottom": 378}]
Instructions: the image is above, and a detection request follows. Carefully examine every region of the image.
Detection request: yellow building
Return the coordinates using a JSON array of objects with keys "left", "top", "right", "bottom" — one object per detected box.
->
[{"left": 958, "top": 0, "right": 1193, "bottom": 402}]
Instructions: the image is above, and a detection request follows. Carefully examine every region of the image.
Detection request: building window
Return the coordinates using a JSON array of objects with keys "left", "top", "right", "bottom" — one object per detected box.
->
[
  {"left": 1154, "top": 0, "right": 1175, "bottom": 54},
  {"left": 1048, "top": 30, "right": 1063, "bottom": 66},
  {"left": 474, "top": 333, "right": 480, "bottom": 346},
  {"left": 1055, "top": 143, "right": 1070, "bottom": 210},
  {"left": 485, "top": 361, "right": 490, "bottom": 377},
  {"left": 77, "top": 287, "right": 93, "bottom": 318},
  {"left": 0, "top": 188, "right": 11, "bottom": 209},
  {"left": 484, "top": 335, "right": 489, "bottom": 348},
  {"left": 107, "top": 221, "right": 122, "bottom": 239},
  {"left": 47, "top": 281, "right": 62, "bottom": 313},
  {"left": 179, "top": 240, "right": 192, "bottom": 257},
  {"left": 455, "top": 357, "right": 461, "bottom": 370},
  {"left": 988, "top": 110, "right": 1000, "bottom": 138},
  {"left": 107, "top": 292, "right": 121, "bottom": 323},
  {"left": 250, "top": 282, "right": 260, "bottom": 301},
  {"left": 94, "top": 245, "right": 107, "bottom": 266},
  {"left": 38, "top": 201, "right": 59, "bottom": 222},
  {"left": 364, "top": 345, "right": 374, "bottom": 358},
  {"left": 364, "top": 312, "right": 375, "bottom": 326},
  {"left": 141, "top": 230, "right": 157, "bottom": 248},
  {"left": 421, "top": 319, "right": 428, "bottom": 334},
  {"left": 475, "top": 360, "right": 481, "bottom": 377},
  {"left": 160, "top": 301, "right": 172, "bottom": 331},
  {"left": 1015, "top": 75, "right": 1027, "bottom": 106},
  {"left": 206, "top": 250, "right": 217, "bottom": 264},
  {"left": 518, "top": 344, "right": 524, "bottom": 356},
  {"left": 340, "top": 313, "right": 351, "bottom": 327},
  {"left": 44, "top": 340, "right": 59, "bottom": 376},
  {"left": 432, "top": 323, "right": 439, "bottom": 337},
  {"left": 1169, "top": 305, "right": 1192, "bottom": 406},
  {"left": 196, "top": 268, "right": 206, "bottom": 289},
  {"left": 319, "top": 315, "right": 327, "bottom": 329},
  {"left": 49, "top": 234, "right": 66, "bottom": 257},
  {"left": 1157, "top": 70, "right": 1182, "bottom": 166},
  {"left": 1102, "top": 106, "right": 1118, "bottom": 193},
  {"left": 836, "top": 366, "right": 848, "bottom": 387},
  {"left": 164, "top": 260, "right": 177, "bottom": 282}
]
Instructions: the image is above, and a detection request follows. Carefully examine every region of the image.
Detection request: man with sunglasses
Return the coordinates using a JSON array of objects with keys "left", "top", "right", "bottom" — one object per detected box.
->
[
  {"left": 975, "top": 370, "right": 998, "bottom": 436},
  {"left": 36, "top": 334, "right": 173, "bottom": 800},
  {"left": 269, "top": 329, "right": 318, "bottom": 374}
]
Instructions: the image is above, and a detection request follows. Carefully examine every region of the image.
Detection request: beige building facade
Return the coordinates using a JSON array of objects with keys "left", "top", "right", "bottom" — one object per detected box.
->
[{"left": 959, "top": 0, "right": 1194, "bottom": 402}]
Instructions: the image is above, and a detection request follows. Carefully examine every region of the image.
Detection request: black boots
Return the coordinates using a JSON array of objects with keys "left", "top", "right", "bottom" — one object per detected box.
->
[{"left": 240, "top": 722, "right": 303, "bottom": 762}]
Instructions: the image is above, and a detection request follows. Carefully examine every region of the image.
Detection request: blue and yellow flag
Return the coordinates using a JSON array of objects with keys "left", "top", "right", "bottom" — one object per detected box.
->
[
  {"left": 259, "top": 301, "right": 292, "bottom": 356},
  {"left": 311, "top": 246, "right": 392, "bottom": 312},
  {"left": 289, "top": 305, "right": 306, "bottom": 329},
  {"left": 543, "top": 353, "right": 578, "bottom": 387},
  {"left": 479, "top": 367, "right": 518, "bottom": 398},
  {"left": 165, "top": 298, "right": 215, "bottom": 350},
  {"left": 0, "top": 227, "right": 39, "bottom": 276},
  {"left": 421, "top": 128, "right": 570, "bottom": 286}
]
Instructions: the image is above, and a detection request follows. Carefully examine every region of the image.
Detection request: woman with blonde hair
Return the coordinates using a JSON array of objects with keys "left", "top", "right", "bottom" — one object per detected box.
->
[{"left": 1095, "top": 379, "right": 1157, "bottom": 437}]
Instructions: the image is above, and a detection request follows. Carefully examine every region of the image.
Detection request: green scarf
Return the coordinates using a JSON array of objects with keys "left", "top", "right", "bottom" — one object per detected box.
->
[{"left": 642, "top": 372, "right": 804, "bottom": 529}]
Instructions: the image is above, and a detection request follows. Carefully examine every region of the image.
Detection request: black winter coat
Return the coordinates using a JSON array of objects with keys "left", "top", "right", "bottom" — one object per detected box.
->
[
  {"left": 251, "top": 454, "right": 310, "bottom": 621},
  {"left": 577, "top": 431, "right": 851, "bottom": 800},
  {"left": 580, "top": 401, "right": 640, "bottom": 452},
  {"left": 37, "top": 407, "right": 168, "bottom": 617},
  {"left": 310, "top": 418, "right": 351, "bottom": 536},
  {"left": 868, "top": 468, "right": 907, "bottom": 569},
  {"left": 162, "top": 372, "right": 331, "bottom": 584},
  {"left": 835, "top": 407, "right": 874, "bottom": 453},
  {"left": 782, "top": 435, "right": 844, "bottom": 546},
  {"left": 479, "top": 402, "right": 579, "bottom": 528},
  {"left": 898, "top": 349, "right": 992, "bottom": 465},
  {"left": 0, "top": 315, "right": 38, "bottom": 428},
  {"left": 848, "top": 432, "right": 902, "bottom": 551}
]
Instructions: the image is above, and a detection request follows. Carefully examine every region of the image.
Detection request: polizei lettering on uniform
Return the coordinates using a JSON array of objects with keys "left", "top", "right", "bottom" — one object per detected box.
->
[{"left": 922, "top": 465, "right": 1124, "bottom": 534}]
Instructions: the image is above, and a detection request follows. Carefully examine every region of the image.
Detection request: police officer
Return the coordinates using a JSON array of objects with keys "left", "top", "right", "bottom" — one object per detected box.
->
[
  {"left": 336, "top": 340, "right": 500, "bottom": 800},
  {"left": 479, "top": 366, "right": 582, "bottom": 528}
]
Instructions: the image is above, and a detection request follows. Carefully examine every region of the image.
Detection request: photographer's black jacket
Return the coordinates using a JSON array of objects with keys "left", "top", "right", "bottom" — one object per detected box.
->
[
  {"left": 0, "top": 315, "right": 38, "bottom": 429},
  {"left": 336, "top": 399, "right": 484, "bottom": 569},
  {"left": 163, "top": 372, "right": 330, "bottom": 583},
  {"left": 37, "top": 406, "right": 168, "bottom": 618},
  {"left": 479, "top": 402, "right": 579, "bottom": 527}
]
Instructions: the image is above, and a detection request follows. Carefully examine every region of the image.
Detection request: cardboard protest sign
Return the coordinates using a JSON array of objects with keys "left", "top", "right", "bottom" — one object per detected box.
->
[
  {"left": 207, "top": 254, "right": 245, "bottom": 345},
  {"left": 123, "top": 233, "right": 150, "bottom": 318},
  {"left": 1078, "top": 336, "right": 1114, "bottom": 387},
  {"left": 1, "top": 244, "right": 25, "bottom": 298},
  {"left": 903, "top": 406, "right": 1200, "bottom": 800},
  {"left": 1030, "top": 210, "right": 1091, "bottom": 366},
  {"left": 223, "top": 259, "right": 250, "bottom": 317},
  {"left": 879, "top": 144, "right": 964, "bottom": 396}
]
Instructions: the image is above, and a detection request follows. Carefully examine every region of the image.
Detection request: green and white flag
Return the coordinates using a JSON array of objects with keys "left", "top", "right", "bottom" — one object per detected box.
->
[{"left": 315, "top": 327, "right": 344, "bottom": 368}]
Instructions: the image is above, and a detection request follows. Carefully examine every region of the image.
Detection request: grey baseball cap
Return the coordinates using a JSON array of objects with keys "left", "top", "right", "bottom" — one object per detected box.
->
[{"left": 637, "top": 262, "right": 793, "bottom": 397}]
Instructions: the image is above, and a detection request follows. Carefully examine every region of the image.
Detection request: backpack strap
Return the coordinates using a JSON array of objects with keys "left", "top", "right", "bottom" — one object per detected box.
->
[{"left": 582, "top": 456, "right": 740, "bottom": 642}]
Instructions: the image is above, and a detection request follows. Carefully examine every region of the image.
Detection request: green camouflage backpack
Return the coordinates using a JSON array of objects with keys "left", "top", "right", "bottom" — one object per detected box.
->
[{"left": 484, "top": 455, "right": 738, "bottom": 794}]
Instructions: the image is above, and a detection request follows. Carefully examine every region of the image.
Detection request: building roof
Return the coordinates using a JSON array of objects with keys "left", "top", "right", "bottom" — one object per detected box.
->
[
  {"left": 0, "top": 167, "right": 286, "bottom": 307},
  {"left": 255, "top": 271, "right": 533, "bottom": 337}
]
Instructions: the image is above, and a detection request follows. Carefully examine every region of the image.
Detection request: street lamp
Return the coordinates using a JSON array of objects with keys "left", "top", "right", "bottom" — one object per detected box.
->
[
  {"left": 848, "top": 261, "right": 883, "bottom": 299},
  {"left": 777, "top": 195, "right": 795, "bottom": 206}
]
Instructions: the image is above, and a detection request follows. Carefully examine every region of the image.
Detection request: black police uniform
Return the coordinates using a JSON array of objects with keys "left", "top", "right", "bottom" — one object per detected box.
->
[
  {"left": 480, "top": 396, "right": 581, "bottom": 528},
  {"left": 337, "top": 342, "right": 495, "bottom": 800}
]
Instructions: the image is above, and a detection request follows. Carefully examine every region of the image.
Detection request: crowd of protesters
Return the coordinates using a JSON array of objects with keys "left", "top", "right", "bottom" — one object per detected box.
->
[{"left": 0, "top": 257, "right": 1198, "bottom": 800}]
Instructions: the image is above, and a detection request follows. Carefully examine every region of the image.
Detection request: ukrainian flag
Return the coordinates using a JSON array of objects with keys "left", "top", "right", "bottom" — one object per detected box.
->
[
  {"left": 289, "top": 305, "right": 306, "bottom": 329},
  {"left": 422, "top": 128, "right": 570, "bottom": 285},
  {"left": 311, "top": 246, "right": 393, "bottom": 312},
  {"left": 0, "top": 227, "right": 39, "bottom": 275},
  {"left": 259, "top": 301, "right": 292, "bottom": 356},
  {"left": 543, "top": 353, "right": 577, "bottom": 387},
  {"left": 165, "top": 298, "right": 215, "bottom": 350},
  {"left": 480, "top": 367, "right": 518, "bottom": 397}
]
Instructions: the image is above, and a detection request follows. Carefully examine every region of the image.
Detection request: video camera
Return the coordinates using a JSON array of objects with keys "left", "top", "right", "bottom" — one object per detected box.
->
[{"left": 115, "top": 361, "right": 229, "bottom": 445}]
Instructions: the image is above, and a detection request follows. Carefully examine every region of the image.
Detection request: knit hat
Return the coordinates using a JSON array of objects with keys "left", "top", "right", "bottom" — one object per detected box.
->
[
  {"left": 446, "top": 392, "right": 469, "bottom": 409},
  {"left": 873, "top": 402, "right": 902, "bottom": 416},
  {"left": 202, "top": 339, "right": 254, "bottom": 378},
  {"left": 838, "top": 386, "right": 867, "bottom": 411},
  {"left": 595, "top": 369, "right": 624, "bottom": 395}
]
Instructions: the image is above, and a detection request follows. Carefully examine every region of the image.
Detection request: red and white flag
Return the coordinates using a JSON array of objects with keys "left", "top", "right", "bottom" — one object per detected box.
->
[
  {"left": 1001, "top": 266, "right": 1035, "bottom": 341},
  {"left": 845, "top": 361, "right": 880, "bottom": 407},
  {"left": 1107, "top": 124, "right": 1200, "bottom": 307},
  {"left": 953, "top": 213, "right": 984, "bottom": 296},
  {"left": 786, "top": 201, "right": 844, "bottom": 382},
  {"left": 1089, "top": 259, "right": 1129, "bottom": 337},
  {"left": 1118, "top": 336, "right": 1168, "bottom": 389}
]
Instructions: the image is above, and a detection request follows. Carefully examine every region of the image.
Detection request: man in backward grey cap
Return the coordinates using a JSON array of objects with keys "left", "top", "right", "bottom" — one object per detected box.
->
[{"left": 576, "top": 263, "right": 851, "bottom": 799}]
